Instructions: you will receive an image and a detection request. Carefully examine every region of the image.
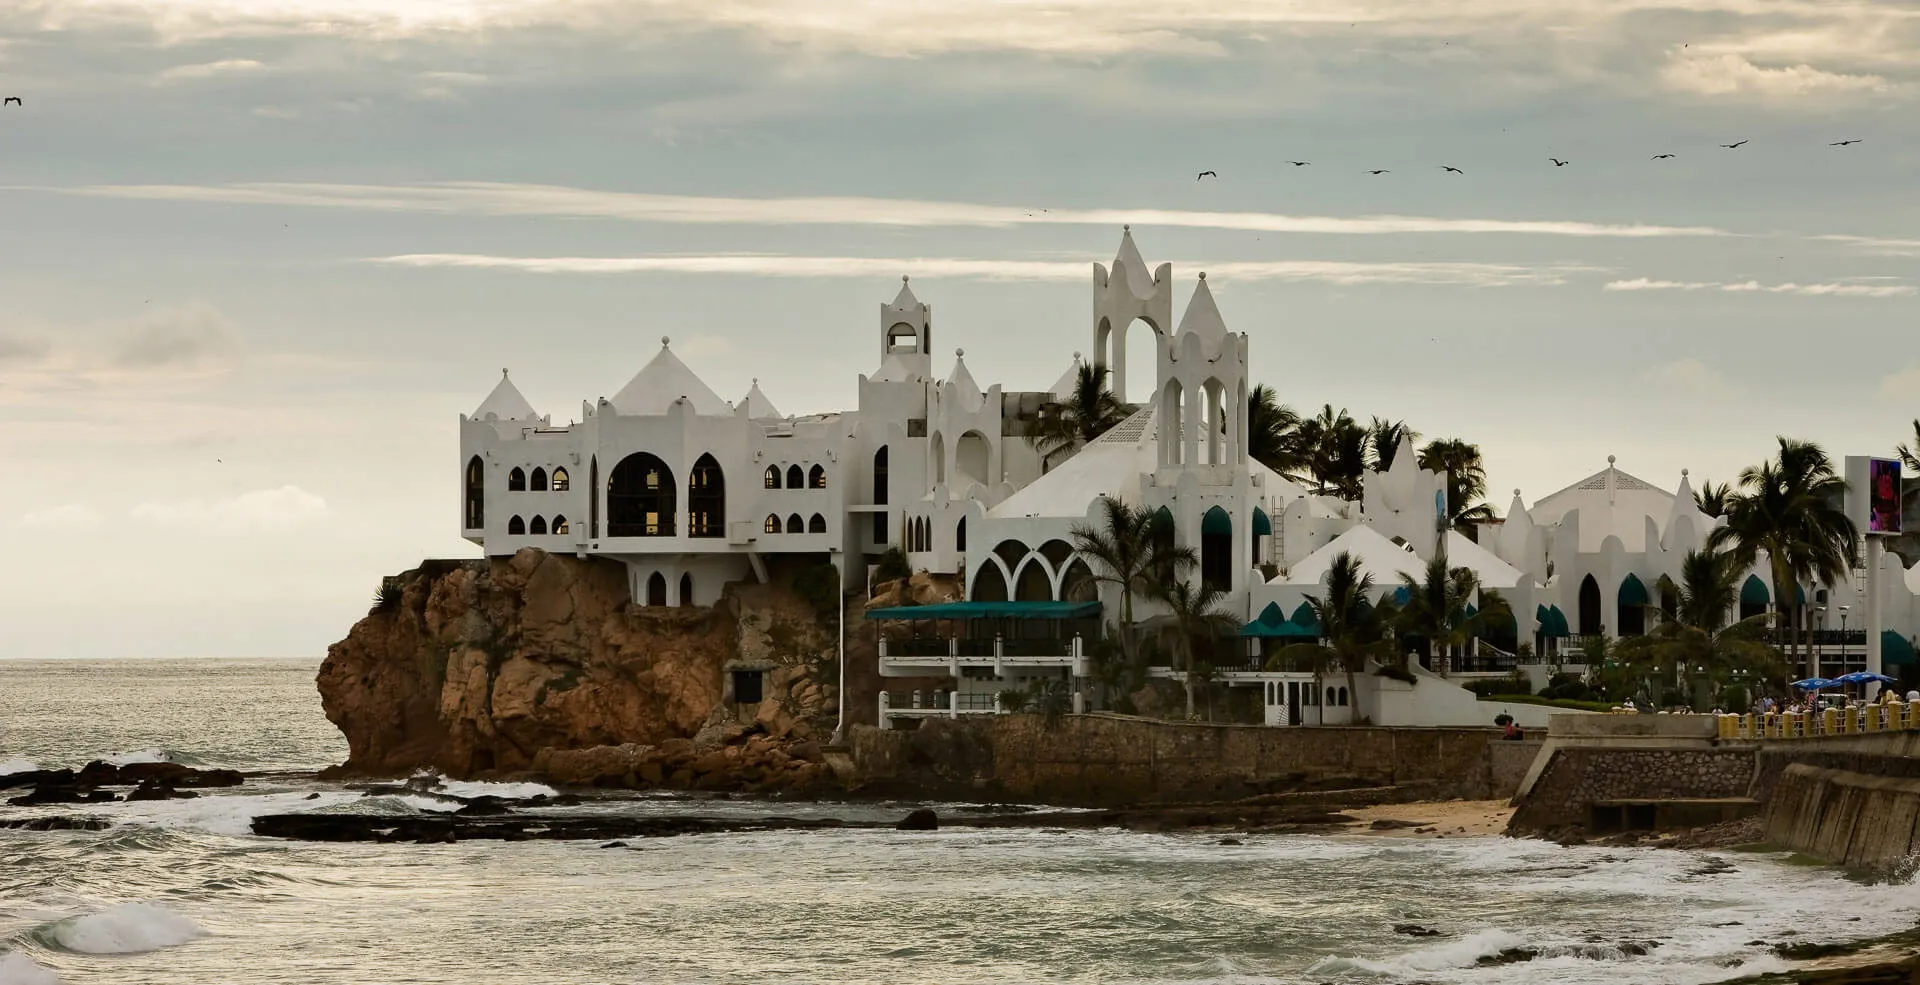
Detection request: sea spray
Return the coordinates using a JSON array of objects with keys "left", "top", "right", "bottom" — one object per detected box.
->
[{"left": 39, "top": 903, "right": 204, "bottom": 955}]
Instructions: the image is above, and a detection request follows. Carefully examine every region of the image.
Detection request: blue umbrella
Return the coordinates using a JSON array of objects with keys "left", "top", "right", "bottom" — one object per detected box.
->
[
  {"left": 1831, "top": 671, "right": 1898, "bottom": 686},
  {"left": 1790, "top": 678, "right": 1835, "bottom": 690}
]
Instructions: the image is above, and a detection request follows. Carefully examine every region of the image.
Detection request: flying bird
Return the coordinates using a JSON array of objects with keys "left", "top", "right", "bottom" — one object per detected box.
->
[
  {"left": 2, "top": 97, "right": 18, "bottom": 106},
  {"left": 1830, "top": 139, "right": 1862, "bottom": 146},
  {"left": 1549, "top": 158, "right": 1568, "bottom": 167},
  {"left": 1651, "top": 153, "right": 1675, "bottom": 159},
  {"left": 1441, "top": 166, "right": 1463, "bottom": 173},
  {"left": 1367, "top": 169, "right": 1390, "bottom": 175},
  {"left": 1720, "top": 140, "right": 1747, "bottom": 149},
  {"left": 1286, "top": 161, "right": 1310, "bottom": 167},
  {"left": 1196, "top": 170, "right": 1218, "bottom": 180}
]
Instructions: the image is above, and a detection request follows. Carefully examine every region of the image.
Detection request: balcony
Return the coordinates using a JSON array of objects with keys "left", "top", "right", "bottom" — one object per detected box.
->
[{"left": 877, "top": 634, "right": 1084, "bottom": 677}]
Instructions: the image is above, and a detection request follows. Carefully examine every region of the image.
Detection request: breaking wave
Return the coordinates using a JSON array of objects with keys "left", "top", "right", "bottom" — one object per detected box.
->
[{"left": 35, "top": 903, "right": 204, "bottom": 955}]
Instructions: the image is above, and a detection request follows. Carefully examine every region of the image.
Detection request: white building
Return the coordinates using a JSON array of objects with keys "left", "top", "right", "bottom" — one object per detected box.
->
[{"left": 460, "top": 229, "right": 1920, "bottom": 728}]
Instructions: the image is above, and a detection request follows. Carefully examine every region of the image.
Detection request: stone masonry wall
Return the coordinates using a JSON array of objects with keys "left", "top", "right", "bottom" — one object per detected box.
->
[
  {"left": 1766, "top": 764, "right": 1920, "bottom": 871},
  {"left": 1508, "top": 747, "right": 1758, "bottom": 834}
]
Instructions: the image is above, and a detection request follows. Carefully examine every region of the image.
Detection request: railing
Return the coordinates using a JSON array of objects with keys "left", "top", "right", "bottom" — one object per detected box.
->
[
  {"left": 888, "top": 637, "right": 951, "bottom": 658},
  {"left": 878, "top": 635, "right": 1080, "bottom": 664},
  {"left": 1716, "top": 701, "right": 1919, "bottom": 740},
  {"left": 957, "top": 637, "right": 998, "bottom": 658},
  {"left": 1764, "top": 630, "right": 1867, "bottom": 647}
]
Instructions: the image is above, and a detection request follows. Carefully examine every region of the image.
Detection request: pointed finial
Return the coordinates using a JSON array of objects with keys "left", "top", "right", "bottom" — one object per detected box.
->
[
  {"left": 501, "top": 367, "right": 509, "bottom": 378},
  {"left": 1514, "top": 488, "right": 1521, "bottom": 497},
  {"left": 955, "top": 348, "right": 965, "bottom": 358},
  {"left": 1073, "top": 351, "right": 1082, "bottom": 361},
  {"left": 752, "top": 377, "right": 759, "bottom": 386},
  {"left": 1123, "top": 224, "right": 1130, "bottom": 232},
  {"left": 902, "top": 275, "right": 910, "bottom": 283},
  {"left": 661, "top": 336, "right": 671, "bottom": 348},
  {"left": 1607, "top": 454, "right": 1616, "bottom": 466},
  {"left": 1198, "top": 271, "right": 1207, "bottom": 280},
  {"left": 1682, "top": 468, "right": 1689, "bottom": 477}
]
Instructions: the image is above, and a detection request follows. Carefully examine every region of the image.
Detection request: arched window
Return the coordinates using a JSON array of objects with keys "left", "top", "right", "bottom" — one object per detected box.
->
[
  {"left": 972, "top": 562, "right": 1010, "bottom": 602},
  {"left": 764, "top": 514, "right": 781, "bottom": 534},
  {"left": 1201, "top": 507, "right": 1233, "bottom": 592},
  {"left": 1014, "top": 560, "right": 1052, "bottom": 601},
  {"left": 679, "top": 573, "right": 694, "bottom": 608},
  {"left": 551, "top": 467, "right": 570, "bottom": 492},
  {"left": 809, "top": 513, "right": 827, "bottom": 534},
  {"left": 464, "top": 455, "right": 484, "bottom": 529},
  {"left": 553, "top": 515, "right": 569, "bottom": 535},
  {"left": 764, "top": 466, "right": 781, "bottom": 489},
  {"left": 688, "top": 454, "right": 725, "bottom": 538},
  {"left": 1061, "top": 559, "right": 1096, "bottom": 602},
  {"left": 1618, "top": 574, "right": 1649, "bottom": 637},
  {"left": 1338, "top": 687, "right": 1349, "bottom": 707},
  {"left": 530, "top": 467, "right": 548, "bottom": 492},
  {"left": 786, "top": 464, "right": 804, "bottom": 489},
  {"left": 646, "top": 572, "right": 667, "bottom": 607},
  {"left": 508, "top": 515, "right": 525, "bottom": 535},
  {"left": 589, "top": 457, "right": 599, "bottom": 537},
  {"left": 809, "top": 464, "right": 827, "bottom": 489},
  {"left": 508, "top": 467, "right": 527, "bottom": 492},
  {"left": 1326, "top": 687, "right": 1337, "bottom": 706},
  {"left": 955, "top": 516, "right": 966, "bottom": 552},
  {"left": 529, "top": 515, "right": 548, "bottom": 535},
  {"left": 1577, "top": 574, "right": 1602, "bottom": 636},
  {"left": 608, "top": 453, "right": 676, "bottom": 537},
  {"left": 955, "top": 431, "right": 990, "bottom": 487},
  {"left": 786, "top": 513, "right": 804, "bottom": 534},
  {"left": 871, "top": 447, "right": 889, "bottom": 545}
]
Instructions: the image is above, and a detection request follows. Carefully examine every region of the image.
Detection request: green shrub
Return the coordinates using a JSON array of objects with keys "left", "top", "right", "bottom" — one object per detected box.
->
[
  {"left": 793, "top": 563, "right": 842, "bottom": 622},
  {"left": 999, "top": 689, "right": 1031, "bottom": 713},
  {"left": 369, "top": 577, "right": 402, "bottom": 616},
  {"left": 873, "top": 548, "right": 912, "bottom": 590}
]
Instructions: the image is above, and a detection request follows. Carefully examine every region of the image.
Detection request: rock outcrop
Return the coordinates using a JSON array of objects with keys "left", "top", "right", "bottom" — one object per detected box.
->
[{"left": 318, "top": 550, "right": 841, "bottom": 792}]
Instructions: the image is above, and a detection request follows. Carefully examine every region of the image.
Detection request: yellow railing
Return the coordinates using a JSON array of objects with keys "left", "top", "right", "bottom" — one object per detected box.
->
[{"left": 1716, "top": 702, "right": 1920, "bottom": 740}]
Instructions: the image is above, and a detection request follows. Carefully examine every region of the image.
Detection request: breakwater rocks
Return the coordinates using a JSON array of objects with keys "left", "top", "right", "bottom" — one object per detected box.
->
[
  {"left": 2, "top": 761, "right": 243, "bottom": 806},
  {"left": 319, "top": 550, "right": 840, "bottom": 788}
]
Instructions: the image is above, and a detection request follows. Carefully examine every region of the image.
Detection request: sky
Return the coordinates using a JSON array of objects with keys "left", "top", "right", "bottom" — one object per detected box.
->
[{"left": 1, "top": 0, "right": 1917, "bottom": 659}]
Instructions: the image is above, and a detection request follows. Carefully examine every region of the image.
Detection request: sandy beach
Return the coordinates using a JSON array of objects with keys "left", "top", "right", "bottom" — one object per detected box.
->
[{"left": 1340, "top": 799, "right": 1515, "bottom": 838}]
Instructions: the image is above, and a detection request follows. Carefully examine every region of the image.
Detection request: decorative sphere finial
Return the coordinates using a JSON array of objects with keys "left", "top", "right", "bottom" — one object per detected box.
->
[
  {"left": 501, "top": 367, "right": 509, "bottom": 378},
  {"left": 1198, "top": 271, "right": 1207, "bottom": 280},
  {"left": 1607, "top": 454, "right": 1616, "bottom": 465},
  {"left": 661, "top": 336, "right": 671, "bottom": 348},
  {"left": 1682, "top": 468, "right": 1689, "bottom": 477},
  {"left": 1514, "top": 488, "right": 1521, "bottom": 497},
  {"left": 1123, "top": 223, "right": 1130, "bottom": 232},
  {"left": 1073, "top": 351, "right": 1082, "bottom": 361},
  {"left": 956, "top": 347, "right": 965, "bottom": 358}
]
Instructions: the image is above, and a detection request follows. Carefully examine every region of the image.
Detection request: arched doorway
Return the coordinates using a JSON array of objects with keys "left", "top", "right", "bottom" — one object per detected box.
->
[
  {"left": 1061, "top": 559, "right": 1096, "bottom": 601},
  {"left": 1740, "top": 575, "right": 1770, "bottom": 621},
  {"left": 464, "top": 455, "right": 484, "bottom": 529},
  {"left": 588, "top": 457, "right": 599, "bottom": 537},
  {"left": 1618, "top": 574, "right": 1649, "bottom": 636},
  {"left": 608, "top": 453, "right": 676, "bottom": 537},
  {"left": 1201, "top": 506, "right": 1232, "bottom": 591},
  {"left": 679, "top": 573, "right": 694, "bottom": 608},
  {"left": 871, "top": 446, "right": 889, "bottom": 545},
  {"left": 688, "top": 454, "right": 724, "bottom": 538},
  {"left": 1014, "top": 560, "right": 1052, "bottom": 601},
  {"left": 646, "top": 572, "right": 667, "bottom": 606},
  {"left": 955, "top": 516, "right": 966, "bottom": 552},
  {"left": 1251, "top": 506, "right": 1271, "bottom": 564},
  {"left": 972, "top": 562, "right": 1010, "bottom": 602},
  {"left": 1577, "top": 574, "right": 1602, "bottom": 636}
]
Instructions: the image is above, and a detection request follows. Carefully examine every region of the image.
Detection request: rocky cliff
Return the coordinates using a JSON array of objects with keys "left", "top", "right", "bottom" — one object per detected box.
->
[{"left": 319, "top": 549, "right": 841, "bottom": 792}]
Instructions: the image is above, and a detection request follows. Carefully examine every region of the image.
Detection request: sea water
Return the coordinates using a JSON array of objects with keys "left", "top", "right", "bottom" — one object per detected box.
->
[{"left": 2, "top": 658, "right": 1916, "bottom": 985}]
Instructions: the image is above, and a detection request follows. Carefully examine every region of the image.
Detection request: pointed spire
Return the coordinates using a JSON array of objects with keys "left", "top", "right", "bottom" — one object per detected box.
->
[
  {"left": 946, "top": 347, "right": 978, "bottom": 395},
  {"left": 609, "top": 337, "right": 730, "bottom": 416},
  {"left": 740, "top": 378, "right": 782, "bottom": 419},
  {"left": 1175, "top": 271, "right": 1229, "bottom": 346},
  {"left": 473, "top": 368, "right": 538, "bottom": 421},
  {"left": 1110, "top": 225, "right": 1157, "bottom": 298},
  {"left": 1049, "top": 351, "right": 1084, "bottom": 400},
  {"left": 891, "top": 274, "right": 919, "bottom": 309}
]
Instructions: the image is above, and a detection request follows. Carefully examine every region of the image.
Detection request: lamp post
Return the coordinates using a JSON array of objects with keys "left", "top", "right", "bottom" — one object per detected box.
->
[
  {"left": 1840, "top": 606, "right": 1852, "bottom": 677},
  {"left": 1814, "top": 606, "right": 1827, "bottom": 680}
]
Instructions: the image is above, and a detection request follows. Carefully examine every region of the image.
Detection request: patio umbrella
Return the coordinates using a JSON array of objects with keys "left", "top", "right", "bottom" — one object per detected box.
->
[
  {"left": 1831, "top": 671, "right": 1898, "bottom": 686},
  {"left": 1789, "top": 678, "right": 1835, "bottom": 691}
]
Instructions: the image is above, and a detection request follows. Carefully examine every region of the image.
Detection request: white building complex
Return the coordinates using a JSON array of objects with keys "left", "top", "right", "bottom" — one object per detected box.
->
[{"left": 460, "top": 230, "right": 1920, "bottom": 729}]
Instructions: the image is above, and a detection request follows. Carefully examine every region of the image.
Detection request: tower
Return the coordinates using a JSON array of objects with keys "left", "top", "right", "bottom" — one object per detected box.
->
[
  {"left": 1092, "top": 226, "right": 1173, "bottom": 405},
  {"left": 880, "top": 276, "right": 933, "bottom": 379},
  {"left": 1156, "top": 272, "right": 1248, "bottom": 470}
]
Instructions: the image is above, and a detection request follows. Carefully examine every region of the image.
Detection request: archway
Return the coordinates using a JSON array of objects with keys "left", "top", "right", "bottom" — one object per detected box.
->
[
  {"left": 508, "top": 467, "right": 526, "bottom": 492},
  {"left": 808, "top": 464, "right": 826, "bottom": 489},
  {"left": 809, "top": 513, "right": 827, "bottom": 534},
  {"left": 553, "top": 515, "right": 569, "bottom": 535},
  {"left": 608, "top": 453, "right": 675, "bottom": 537},
  {"left": 588, "top": 457, "right": 599, "bottom": 537},
  {"left": 955, "top": 516, "right": 966, "bottom": 552},
  {"left": 786, "top": 464, "right": 804, "bottom": 489},
  {"left": 786, "top": 513, "right": 804, "bottom": 534},
  {"left": 1014, "top": 559, "right": 1053, "bottom": 601},
  {"left": 529, "top": 515, "right": 547, "bottom": 535},
  {"left": 1061, "top": 559, "right": 1096, "bottom": 602},
  {"left": 1161, "top": 379, "right": 1185, "bottom": 466},
  {"left": 1577, "top": 574, "right": 1602, "bottom": 636},
  {"left": 688, "top": 453, "right": 724, "bottom": 538},
  {"left": 1202, "top": 378, "right": 1226, "bottom": 465},
  {"left": 464, "top": 455, "right": 484, "bottom": 529},
  {"left": 1119, "top": 317, "right": 1159, "bottom": 405},
  {"left": 955, "top": 431, "right": 989, "bottom": 488},
  {"left": 972, "top": 562, "right": 1010, "bottom": 602},
  {"left": 508, "top": 515, "right": 525, "bottom": 535},
  {"left": 764, "top": 466, "right": 780, "bottom": 489},
  {"left": 764, "top": 514, "right": 780, "bottom": 534},
  {"left": 1201, "top": 506, "right": 1232, "bottom": 591},
  {"left": 871, "top": 447, "right": 889, "bottom": 546},
  {"left": 1251, "top": 506, "right": 1271, "bottom": 564},
  {"left": 931, "top": 432, "right": 946, "bottom": 486},
  {"left": 551, "top": 467, "right": 569, "bottom": 492},
  {"left": 646, "top": 572, "right": 667, "bottom": 607},
  {"left": 1618, "top": 574, "right": 1649, "bottom": 636},
  {"left": 1740, "top": 575, "right": 1770, "bottom": 622},
  {"left": 679, "top": 573, "right": 694, "bottom": 608},
  {"left": 530, "top": 467, "right": 548, "bottom": 492}
]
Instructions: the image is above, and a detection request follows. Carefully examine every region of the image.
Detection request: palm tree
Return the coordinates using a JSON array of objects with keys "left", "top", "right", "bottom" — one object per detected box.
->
[
  {"left": 1898, "top": 419, "right": 1920, "bottom": 473},
  {"left": 1070, "top": 498, "right": 1194, "bottom": 680},
  {"left": 1418, "top": 438, "right": 1496, "bottom": 530},
  {"left": 1247, "top": 385, "right": 1309, "bottom": 478},
  {"left": 1151, "top": 577, "right": 1238, "bottom": 719},
  {"left": 1271, "top": 551, "right": 1394, "bottom": 722},
  {"left": 1029, "top": 364, "right": 1126, "bottom": 470},
  {"left": 1394, "top": 548, "right": 1486, "bottom": 672},
  {"left": 1367, "top": 417, "right": 1420, "bottom": 471},
  {"left": 1614, "top": 549, "right": 1785, "bottom": 709},
  {"left": 1707, "top": 437, "right": 1858, "bottom": 678},
  {"left": 1295, "top": 405, "right": 1369, "bottom": 499},
  {"left": 1693, "top": 480, "right": 1732, "bottom": 518}
]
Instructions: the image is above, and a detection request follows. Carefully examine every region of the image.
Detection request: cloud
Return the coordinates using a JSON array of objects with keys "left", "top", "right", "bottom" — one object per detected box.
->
[
  {"left": 0, "top": 334, "right": 51, "bottom": 364},
  {"left": 108, "top": 302, "right": 241, "bottom": 370},
  {"left": 371, "top": 252, "right": 1594, "bottom": 287},
  {"left": 1605, "top": 277, "right": 1915, "bottom": 298},
  {"left": 156, "top": 58, "right": 267, "bottom": 83},
  {"left": 42, "top": 182, "right": 1732, "bottom": 239},
  {"left": 15, "top": 503, "right": 104, "bottom": 531},
  {"left": 1660, "top": 52, "right": 1889, "bottom": 97},
  {"left": 1817, "top": 235, "right": 1920, "bottom": 257},
  {"left": 1642, "top": 357, "right": 1734, "bottom": 398},
  {"left": 130, "top": 486, "right": 329, "bottom": 531}
]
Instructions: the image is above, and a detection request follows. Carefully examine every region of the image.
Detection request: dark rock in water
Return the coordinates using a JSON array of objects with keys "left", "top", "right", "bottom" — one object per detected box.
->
[
  {"left": 549, "top": 794, "right": 584, "bottom": 807},
  {"left": 74, "top": 761, "right": 243, "bottom": 789},
  {"left": 1394, "top": 924, "right": 1443, "bottom": 938},
  {"left": 896, "top": 809, "right": 938, "bottom": 831},
  {"left": 454, "top": 798, "right": 512, "bottom": 817},
  {"left": 0, "top": 816, "right": 113, "bottom": 831},
  {"left": 0, "top": 768, "right": 67, "bottom": 791},
  {"left": 305, "top": 793, "right": 322, "bottom": 800},
  {"left": 251, "top": 812, "right": 879, "bottom": 843},
  {"left": 1775, "top": 942, "right": 1854, "bottom": 961},
  {"left": 1370, "top": 818, "right": 1431, "bottom": 830},
  {"left": 1217, "top": 837, "right": 1243, "bottom": 846},
  {"left": 601, "top": 841, "right": 627, "bottom": 849},
  {"left": 7, "top": 783, "right": 118, "bottom": 806},
  {"left": 125, "top": 778, "right": 198, "bottom": 802},
  {"left": 1476, "top": 948, "right": 1538, "bottom": 966},
  {"left": 1618, "top": 941, "right": 1660, "bottom": 956}
]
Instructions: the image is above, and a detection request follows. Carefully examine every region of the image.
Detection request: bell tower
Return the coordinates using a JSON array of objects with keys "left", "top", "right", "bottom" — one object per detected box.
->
[
  {"left": 1092, "top": 226, "right": 1173, "bottom": 405},
  {"left": 880, "top": 276, "right": 933, "bottom": 378}
]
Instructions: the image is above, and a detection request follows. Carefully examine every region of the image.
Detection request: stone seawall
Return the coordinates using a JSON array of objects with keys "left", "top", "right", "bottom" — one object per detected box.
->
[
  {"left": 850, "top": 715, "right": 1505, "bottom": 806},
  {"left": 1766, "top": 764, "right": 1920, "bottom": 870},
  {"left": 1508, "top": 745, "right": 1758, "bottom": 834}
]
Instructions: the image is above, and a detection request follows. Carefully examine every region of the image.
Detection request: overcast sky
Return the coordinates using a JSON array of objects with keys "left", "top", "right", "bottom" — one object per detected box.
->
[{"left": 2, "top": 0, "right": 1917, "bottom": 658}]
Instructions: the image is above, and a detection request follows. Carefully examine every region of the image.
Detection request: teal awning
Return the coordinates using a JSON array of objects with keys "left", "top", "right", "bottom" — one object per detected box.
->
[
  {"left": 865, "top": 600, "right": 1101, "bottom": 621},
  {"left": 1741, "top": 575, "right": 1770, "bottom": 605},
  {"left": 1884, "top": 630, "right": 1917, "bottom": 667},
  {"left": 1241, "top": 601, "right": 1318, "bottom": 638},
  {"left": 1252, "top": 507, "right": 1273, "bottom": 537},
  {"left": 1202, "top": 507, "right": 1233, "bottom": 536},
  {"left": 1535, "top": 604, "right": 1570, "bottom": 637},
  {"left": 1290, "top": 601, "right": 1320, "bottom": 632},
  {"left": 1619, "top": 573, "right": 1650, "bottom": 607}
]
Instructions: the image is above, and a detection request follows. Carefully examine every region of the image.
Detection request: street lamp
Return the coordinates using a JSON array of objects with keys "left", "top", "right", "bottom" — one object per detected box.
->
[
  {"left": 1814, "top": 605, "right": 1827, "bottom": 679},
  {"left": 1840, "top": 605, "right": 1852, "bottom": 676}
]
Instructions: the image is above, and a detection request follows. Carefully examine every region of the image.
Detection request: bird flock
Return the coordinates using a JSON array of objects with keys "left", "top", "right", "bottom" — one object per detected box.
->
[{"left": 1195, "top": 136, "right": 1865, "bottom": 179}]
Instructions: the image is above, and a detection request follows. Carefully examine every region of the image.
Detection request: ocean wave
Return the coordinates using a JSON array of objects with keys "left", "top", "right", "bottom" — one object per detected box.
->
[
  {"left": 0, "top": 952, "right": 61, "bottom": 985},
  {"left": 110, "top": 791, "right": 362, "bottom": 837},
  {"left": 1306, "top": 929, "right": 1531, "bottom": 976},
  {"left": 434, "top": 780, "right": 558, "bottom": 800},
  {"left": 36, "top": 902, "right": 203, "bottom": 955},
  {"left": 99, "top": 749, "right": 173, "bottom": 767},
  {"left": 0, "top": 760, "right": 39, "bottom": 778}
]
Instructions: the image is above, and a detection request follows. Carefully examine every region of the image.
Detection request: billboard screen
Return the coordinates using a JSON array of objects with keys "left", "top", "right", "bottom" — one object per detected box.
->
[{"left": 1868, "top": 457, "right": 1902, "bottom": 536}]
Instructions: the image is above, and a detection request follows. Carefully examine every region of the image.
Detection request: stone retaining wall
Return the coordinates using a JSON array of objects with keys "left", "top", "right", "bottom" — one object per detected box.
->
[
  {"left": 1508, "top": 746, "right": 1758, "bottom": 834},
  {"left": 1765, "top": 764, "right": 1920, "bottom": 870}
]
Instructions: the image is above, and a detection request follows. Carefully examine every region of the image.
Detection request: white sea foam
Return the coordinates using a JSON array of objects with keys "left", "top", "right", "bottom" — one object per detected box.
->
[
  {"left": 1308, "top": 929, "right": 1530, "bottom": 976},
  {"left": 44, "top": 903, "right": 203, "bottom": 955},
  {"left": 0, "top": 952, "right": 60, "bottom": 985},
  {"left": 0, "top": 760, "right": 39, "bottom": 777},
  {"left": 99, "top": 749, "right": 172, "bottom": 767},
  {"left": 436, "top": 780, "right": 557, "bottom": 800},
  {"left": 112, "top": 790, "right": 362, "bottom": 837}
]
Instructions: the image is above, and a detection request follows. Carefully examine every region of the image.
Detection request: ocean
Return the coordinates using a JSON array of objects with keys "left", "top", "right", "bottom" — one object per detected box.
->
[{"left": 2, "top": 657, "right": 1916, "bottom": 985}]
